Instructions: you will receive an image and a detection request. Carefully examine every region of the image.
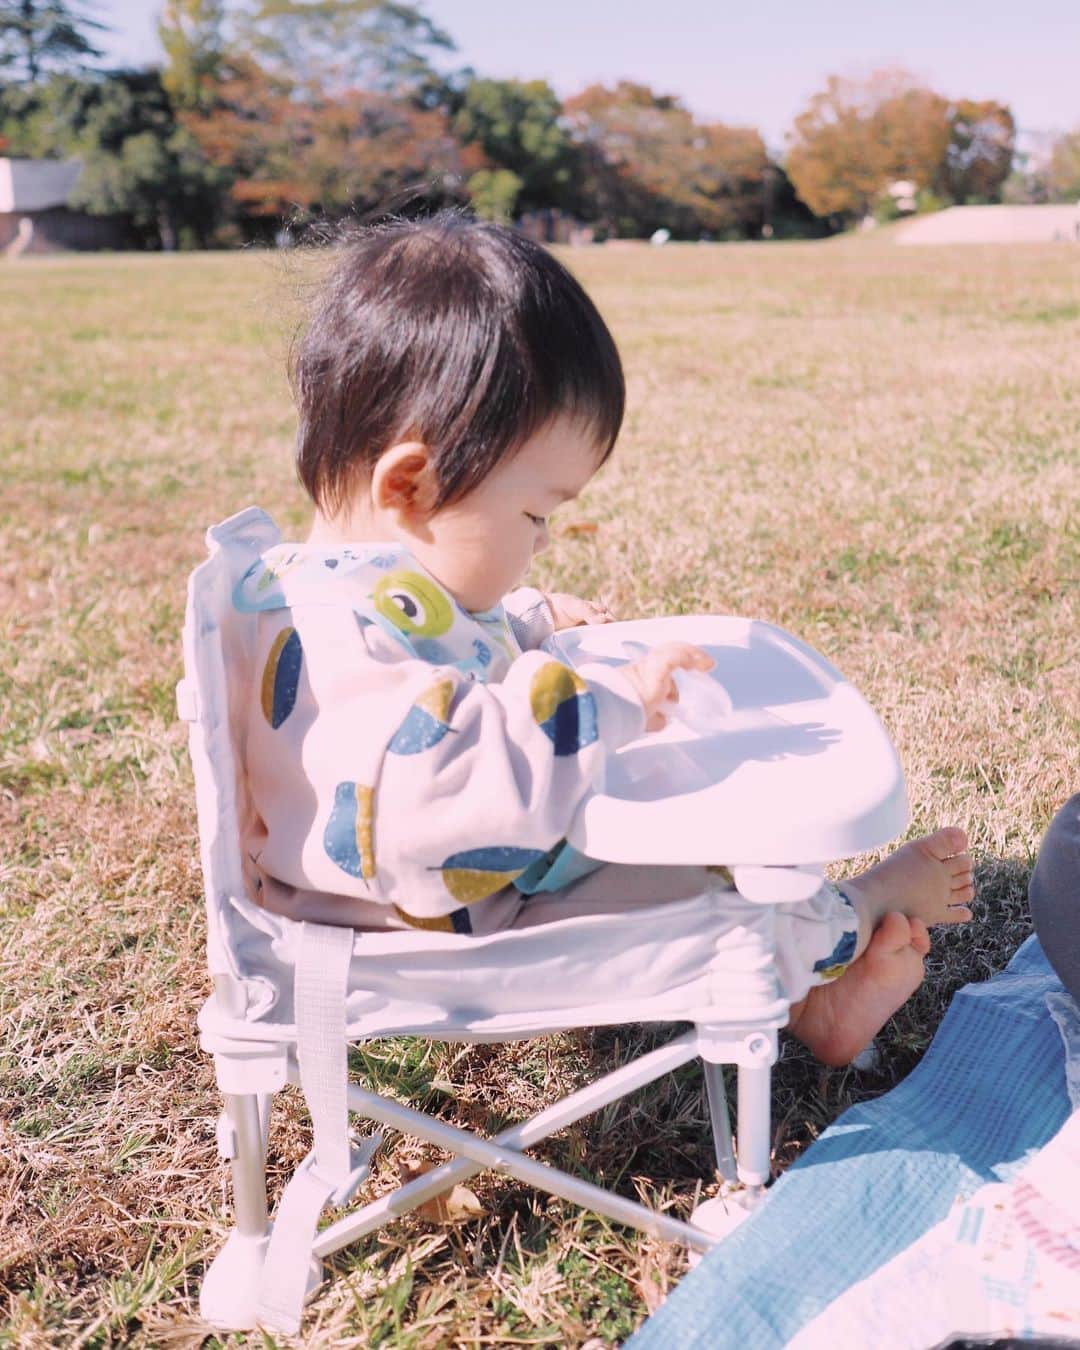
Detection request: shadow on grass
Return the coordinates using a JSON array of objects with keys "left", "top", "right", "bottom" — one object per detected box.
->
[{"left": 460, "top": 853, "right": 1035, "bottom": 1195}]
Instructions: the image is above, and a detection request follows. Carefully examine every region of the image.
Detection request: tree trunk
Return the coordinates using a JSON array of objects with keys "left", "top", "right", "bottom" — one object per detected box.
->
[
  {"left": 158, "top": 206, "right": 178, "bottom": 252},
  {"left": 21, "top": 0, "right": 38, "bottom": 83}
]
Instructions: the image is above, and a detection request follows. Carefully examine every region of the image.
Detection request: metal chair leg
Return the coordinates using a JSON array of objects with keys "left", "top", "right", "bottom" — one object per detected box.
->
[
  {"left": 199, "top": 1092, "right": 273, "bottom": 1330},
  {"left": 736, "top": 1063, "right": 772, "bottom": 1187},
  {"left": 702, "top": 1061, "right": 737, "bottom": 1183}
]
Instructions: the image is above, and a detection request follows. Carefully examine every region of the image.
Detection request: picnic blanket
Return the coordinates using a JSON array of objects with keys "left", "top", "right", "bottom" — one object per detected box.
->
[{"left": 628, "top": 936, "right": 1079, "bottom": 1349}]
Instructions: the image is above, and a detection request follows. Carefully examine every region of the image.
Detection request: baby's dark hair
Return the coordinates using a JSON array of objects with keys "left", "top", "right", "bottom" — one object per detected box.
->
[{"left": 291, "top": 211, "right": 625, "bottom": 513}]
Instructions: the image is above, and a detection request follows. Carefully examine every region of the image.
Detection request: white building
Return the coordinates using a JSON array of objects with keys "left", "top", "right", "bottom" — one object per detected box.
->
[{"left": 0, "top": 158, "right": 119, "bottom": 254}]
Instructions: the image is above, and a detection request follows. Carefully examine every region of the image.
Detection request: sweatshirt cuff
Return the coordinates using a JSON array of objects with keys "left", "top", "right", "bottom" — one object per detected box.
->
[
  {"left": 503, "top": 586, "right": 555, "bottom": 651},
  {"left": 578, "top": 661, "right": 647, "bottom": 748}
]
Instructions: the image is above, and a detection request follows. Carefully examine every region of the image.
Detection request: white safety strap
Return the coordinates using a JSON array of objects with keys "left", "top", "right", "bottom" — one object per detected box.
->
[{"left": 256, "top": 922, "right": 365, "bottom": 1334}]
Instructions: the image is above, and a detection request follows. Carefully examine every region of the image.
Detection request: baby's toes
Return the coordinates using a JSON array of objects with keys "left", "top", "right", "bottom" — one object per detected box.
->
[
  {"left": 945, "top": 881, "right": 975, "bottom": 921},
  {"left": 924, "top": 826, "right": 969, "bottom": 862},
  {"left": 910, "top": 917, "right": 931, "bottom": 956}
]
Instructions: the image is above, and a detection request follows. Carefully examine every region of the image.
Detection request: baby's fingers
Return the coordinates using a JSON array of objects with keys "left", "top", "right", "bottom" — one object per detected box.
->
[
  {"left": 657, "top": 641, "right": 714, "bottom": 673},
  {"left": 584, "top": 600, "right": 616, "bottom": 624}
]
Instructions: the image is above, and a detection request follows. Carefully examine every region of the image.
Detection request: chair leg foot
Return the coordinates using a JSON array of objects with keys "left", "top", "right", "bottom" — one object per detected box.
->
[
  {"left": 687, "top": 1185, "right": 763, "bottom": 1267},
  {"left": 200, "top": 1229, "right": 271, "bottom": 1330},
  {"left": 200, "top": 1228, "right": 323, "bottom": 1331}
]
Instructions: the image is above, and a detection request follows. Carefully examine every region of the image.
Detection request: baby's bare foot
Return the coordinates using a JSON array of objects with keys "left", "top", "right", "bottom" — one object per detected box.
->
[
  {"left": 845, "top": 827, "right": 975, "bottom": 929},
  {"left": 787, "top": 911, "right": 931, "bottom": 1066}
]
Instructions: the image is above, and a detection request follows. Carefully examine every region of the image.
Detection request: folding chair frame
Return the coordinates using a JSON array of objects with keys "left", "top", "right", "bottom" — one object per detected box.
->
[{"left": 198, "top": 1005, "right": 782, "bottom": 1332}]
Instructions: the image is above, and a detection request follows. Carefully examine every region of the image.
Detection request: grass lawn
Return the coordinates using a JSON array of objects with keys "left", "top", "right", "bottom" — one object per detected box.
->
[{"left": 1, "top": 238, "right": 1077, "bottom": 1347}]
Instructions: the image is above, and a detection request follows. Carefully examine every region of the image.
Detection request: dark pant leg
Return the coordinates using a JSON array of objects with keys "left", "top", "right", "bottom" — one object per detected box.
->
[{"left": 1028, "top": 792, "right": 1080, "bottom": 1001}]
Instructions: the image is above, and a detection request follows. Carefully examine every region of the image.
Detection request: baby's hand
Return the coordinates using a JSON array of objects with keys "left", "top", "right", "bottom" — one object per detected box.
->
[
  {"left": 543, "top": 591, "right": 616, "bottom": 631},
  {"left": 623, "top": 642, "right": 715, "bottom": 731}
]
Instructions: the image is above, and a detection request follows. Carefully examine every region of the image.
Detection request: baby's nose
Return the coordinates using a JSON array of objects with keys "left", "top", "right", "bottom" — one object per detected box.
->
[{"left": 533, "top": 525, "right": 550, "bottom": 555}]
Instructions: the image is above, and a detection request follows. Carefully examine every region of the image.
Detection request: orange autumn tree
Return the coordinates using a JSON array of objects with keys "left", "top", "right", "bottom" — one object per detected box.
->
[
  {"left": 563, "top": 81, "right": 769, "bottom": 238},
  {"left": 187, "top": 53, "right": 472, "bottom": 226},
  {"left": 787, "top": 69, "right": 951, "bottom": 221},
  {"left": 177, "top": 0, "right": 472, "bottom": 234}
]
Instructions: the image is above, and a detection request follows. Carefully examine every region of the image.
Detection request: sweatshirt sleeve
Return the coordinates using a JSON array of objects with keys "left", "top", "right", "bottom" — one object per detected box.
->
[
  {"left": 370, "top": 647, "right": 645, "bottom": 922},
  {"left": 502, "top": 586, "right": 555, "bottom": 651}
]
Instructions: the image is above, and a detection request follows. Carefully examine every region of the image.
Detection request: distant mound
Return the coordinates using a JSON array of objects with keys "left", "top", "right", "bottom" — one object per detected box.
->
[{"left": 896, "top": 204, "right": 1080, "bottom": 245}]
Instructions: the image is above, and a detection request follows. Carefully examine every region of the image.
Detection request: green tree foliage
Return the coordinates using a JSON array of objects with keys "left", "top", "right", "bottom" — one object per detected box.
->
[
  {"left": 454, "top": 78, "right": 574, "bottom": 211},
  {"left": 234, "top": 0, "right": 454, "bottom": 96},
  {"left": 158, "top": 0, "right": 224, "bottom": 112},
  {"left": 0, "top": 70, "right": 222, "bottom": 247},
  {"left": 0, "top": 0, "right": 105, "bottom": 82},
  {"left": 1047, "top": 129, "right": 1080, "bottom": 202},
  {"left": 563, "top": 81, "right": 769, "bottom": 238},
  {"left": 466, "top": 166, "right": 522, "bottom": 222}
]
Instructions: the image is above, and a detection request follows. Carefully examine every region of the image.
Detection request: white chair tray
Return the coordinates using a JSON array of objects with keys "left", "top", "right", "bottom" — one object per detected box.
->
[{"left": 544, "top": 615, "right": 909, "bottom": 867}]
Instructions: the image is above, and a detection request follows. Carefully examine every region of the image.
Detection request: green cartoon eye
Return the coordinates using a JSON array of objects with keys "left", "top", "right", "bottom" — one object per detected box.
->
[{"left": 373, "top": 570, "right": 454, "bottom": 638}]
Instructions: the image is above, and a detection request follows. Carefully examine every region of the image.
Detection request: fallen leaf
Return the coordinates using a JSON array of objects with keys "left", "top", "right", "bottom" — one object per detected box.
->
[
  {"left": 397, "top": 1159, "right": 487, "bottom": 1224},
  {"left": 636, "top": 1252, "right": 670, "bottom": 1314}
]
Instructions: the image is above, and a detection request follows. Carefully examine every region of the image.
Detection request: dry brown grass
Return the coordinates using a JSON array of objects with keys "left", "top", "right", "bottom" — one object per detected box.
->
[{"left": 1, "top": 239, "right": 1077, "bottom": 1347}]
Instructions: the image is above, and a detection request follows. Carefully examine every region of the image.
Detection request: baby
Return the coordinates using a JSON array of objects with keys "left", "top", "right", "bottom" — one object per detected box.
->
[{"left": 240, "top": 211, "right": 974, "bottom": 1066}]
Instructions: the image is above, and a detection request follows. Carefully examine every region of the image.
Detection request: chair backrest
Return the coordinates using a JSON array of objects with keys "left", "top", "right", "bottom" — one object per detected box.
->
[{"left": 179, "top": 507, "right": 282, "bottom": 1009}]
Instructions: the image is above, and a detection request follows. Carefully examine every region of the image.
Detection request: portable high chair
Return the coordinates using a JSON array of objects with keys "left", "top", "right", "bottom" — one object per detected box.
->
[{"left": 179, "top": 507, "right": 909, "bottom": 1334}]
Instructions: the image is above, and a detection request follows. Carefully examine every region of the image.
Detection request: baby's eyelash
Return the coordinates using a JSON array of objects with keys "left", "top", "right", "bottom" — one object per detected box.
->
[{"left": 525, "top": 512, "right": 547, "bottom": 526}]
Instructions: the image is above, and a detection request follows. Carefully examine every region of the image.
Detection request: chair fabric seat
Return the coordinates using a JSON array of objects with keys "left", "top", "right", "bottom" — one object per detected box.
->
[{"left": 198, "top": 887, "right": 788, "bottom": 1043}]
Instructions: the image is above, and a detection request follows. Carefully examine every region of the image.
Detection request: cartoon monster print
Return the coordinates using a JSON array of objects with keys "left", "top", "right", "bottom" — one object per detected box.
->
[
  {"left": 372, "top": 570, "right": 455, "bottom": 640},
  {"left": 232, "top": 550, "right": 307, "bottom": 613}
]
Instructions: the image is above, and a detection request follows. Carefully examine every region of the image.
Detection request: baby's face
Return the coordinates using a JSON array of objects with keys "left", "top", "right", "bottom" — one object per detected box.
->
[{"left": 417, "top": 415, "right": 603, "bottom": 612}]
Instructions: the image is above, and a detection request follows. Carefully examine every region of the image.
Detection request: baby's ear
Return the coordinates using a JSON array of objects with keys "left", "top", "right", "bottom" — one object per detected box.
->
[{"left": 373, "top": 442, "right": 438, "bottom": 516}]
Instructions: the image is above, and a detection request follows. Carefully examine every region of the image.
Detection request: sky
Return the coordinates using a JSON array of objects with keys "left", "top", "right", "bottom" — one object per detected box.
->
[{"left": 94, "top": 0, "right": 1079, "bottom": 153}]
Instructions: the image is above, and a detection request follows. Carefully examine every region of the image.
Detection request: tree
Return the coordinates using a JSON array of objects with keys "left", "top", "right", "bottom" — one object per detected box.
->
[
  {"left": 939, "top": 99, "right": 1015, "bottom": 203},
  {"left": 563, "top": 81, "right": 769, "bottom": 238},
  {"left": 186, "top": 50, "right": 469, "bottom": 232},
  {"left": 0, "top": 0, "right": 106, "bottom": 82},
  {"left": 466, "top": 167, "right": 522, "bottom": 221},
  {"left": 0, "top": 70, "right": 222, "bottom": 247},
  {"left": 1047, "top": 129, "right": 1080, "bottom": 202},
  {"left": 234, "top": 0, "right": 454, "bottom": 98},
  {"left": 786, "top": 70, "right": 950, "bottom": 221},
  {"left": 453, "top": 78, "right": 575, "bottom": 211},
  {"left": 694, "top": 121, "right": 772, "bottom": 237},
  {"left": 158, "top": 0, "right": 224, "bottom": 112}
]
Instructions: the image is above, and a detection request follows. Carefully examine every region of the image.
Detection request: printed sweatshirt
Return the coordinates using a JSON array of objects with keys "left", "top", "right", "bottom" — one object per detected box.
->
[{"left": 234, "top": 540, "right": 646, "bottom": 932}]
